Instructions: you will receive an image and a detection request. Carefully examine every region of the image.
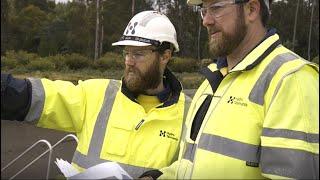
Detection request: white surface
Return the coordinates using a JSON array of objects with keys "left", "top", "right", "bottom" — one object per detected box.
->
[{"left": 55, "top": 158, "right": 132, "bottom": 179}]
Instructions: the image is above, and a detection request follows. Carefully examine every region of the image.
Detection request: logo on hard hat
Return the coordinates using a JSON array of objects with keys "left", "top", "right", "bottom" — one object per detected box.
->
[{"left": 125, "top": 22, "right": 138, "bottom": 35}]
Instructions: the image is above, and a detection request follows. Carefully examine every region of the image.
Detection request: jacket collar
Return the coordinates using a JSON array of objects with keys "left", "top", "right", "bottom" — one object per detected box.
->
[
  {"left": 121, "top": 68, "right": 182, "bottom": 107},
  {"left": 201, "top": 28, "right": 281, "bottom": 91},
  {"left": 230, "top": 28, "right": 281, "bottom": 72}
]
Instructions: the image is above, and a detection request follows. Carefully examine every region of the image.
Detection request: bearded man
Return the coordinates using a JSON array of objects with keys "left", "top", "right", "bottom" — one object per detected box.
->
[
  {"left": 1, "top": 11, "right": 191, "bottom": 179},
  {"left": 140, "top": 0, "right": 319, "bottom": 179}
]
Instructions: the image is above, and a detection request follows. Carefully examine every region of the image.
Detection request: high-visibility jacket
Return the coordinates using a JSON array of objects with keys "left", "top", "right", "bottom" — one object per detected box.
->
[
  {"left": 24, "top": 69, "right": 191, "bottom": 178},
  {"left": 159, "top": 31, "right": 319, "bottom": 179}
]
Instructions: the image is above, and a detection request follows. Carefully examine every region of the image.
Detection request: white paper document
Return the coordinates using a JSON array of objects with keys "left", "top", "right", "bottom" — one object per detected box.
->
[
  {"left": 55, "top": 158, "right": 79, "bottom": 177},
  {"left": 55, "top": 158, "right": 133, "bottom": 179}
]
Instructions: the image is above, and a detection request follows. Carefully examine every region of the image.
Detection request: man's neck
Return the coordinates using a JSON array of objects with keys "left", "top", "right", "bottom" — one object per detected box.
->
[
  {"left": 145, "top": 79, "right": 165, "bottom": 95},
  {"left": 227, "top": 26, "right": 267, "bottom": 70}
]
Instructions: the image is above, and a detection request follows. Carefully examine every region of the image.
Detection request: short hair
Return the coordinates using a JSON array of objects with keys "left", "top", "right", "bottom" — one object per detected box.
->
[
  {"left": 260, "top": 0, "right": 272, "bottom": 27},
  {"left": 157, "top": 42, "right": 174, "bottom": 54}
]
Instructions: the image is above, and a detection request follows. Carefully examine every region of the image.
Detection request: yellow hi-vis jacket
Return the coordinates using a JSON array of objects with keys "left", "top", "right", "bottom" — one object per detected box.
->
[
  {"left": 159, "top": 32, "right": 319, "bottom": 179},
  {"left": 23, "top": 69, "right": 191, "bottom": 178}
]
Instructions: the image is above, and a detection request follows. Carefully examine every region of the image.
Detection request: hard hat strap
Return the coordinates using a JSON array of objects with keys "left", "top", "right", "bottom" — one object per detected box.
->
[{"left": 119, "top": 35, "right": 161, "bottom": 47}]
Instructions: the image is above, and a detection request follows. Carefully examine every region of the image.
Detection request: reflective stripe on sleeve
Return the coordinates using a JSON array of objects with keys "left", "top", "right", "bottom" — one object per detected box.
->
[
  {"left": 261, "top": 146, "right": 319, "bottom": 179},
  {"left": 72, "top": 80, "right": 119, "bottom": 169},
  {"left": 71, "top": 80, "right": 156, "bottom": 178},
  {"left": 249, "top": 52, "right": 299, "bottom": 105},
  {"left": 198, "top": 133, "right": 261, "bottom": 163},
  {"left": 183, "top": 94, "right": 192, "bottom": 124},
  {"left": 262, "top": 127, "right": 319, "bottom": 143},
  {"left": 73, "top": 150, "right": 106, "bottom": 168},
  {"left": 180, "top": 94, "right": 192, "bottom": 142},
  {"left": 182, "top": 142, "right": 197, "bottom": 162},
  {"left": 86, "top": 79, "right": 119, "bottom": 158},
  {"left": 24, "top": 78, "right": 45, "bottom": 122}
]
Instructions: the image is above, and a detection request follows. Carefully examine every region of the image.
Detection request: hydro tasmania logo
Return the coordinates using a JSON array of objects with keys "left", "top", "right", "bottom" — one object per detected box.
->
[
  {"left": 159, "top": 130, "right": 178, "bottom": 141},
  {"left": 227, "top": 96, "right": 247, "bottom": 107}
]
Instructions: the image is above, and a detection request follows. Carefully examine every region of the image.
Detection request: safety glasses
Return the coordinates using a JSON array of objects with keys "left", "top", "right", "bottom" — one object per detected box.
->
[
  {"left": 122, "top": 49, "right": 158, "bottom": 61},
  {"left": 200, "top": 0, "right": 249, "bottom": 19}
]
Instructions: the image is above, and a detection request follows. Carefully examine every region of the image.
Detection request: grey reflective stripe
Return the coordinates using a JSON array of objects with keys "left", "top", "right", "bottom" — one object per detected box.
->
[
  {"left": 87, "top": 79, "right": 119, "bottom": 158},
  {"left": 249, "top": 52, "right": 299, "bottom": 105},
  {"left": 198, "top": 133, "right": 260, "bottom": 163},
  {"left": 261, "top": 146, "right": 319, "bottom": 179},
  {"left": 181, "top": 95, "right": 192, "bottom": 140},
  {"left": 182, "top": 142, "right": 196, "bottom": 162},
  {"left": 71, "top": 80, "right": 155, "bottom": 178},
  {"left": 72, "top": 80, "right": 119, "bottom": 167},
  {"left": 263, "top": 127, "right": 319, "bottom": 143},
  {"left": 181, "top": 124, "right": 187, "bottom": 140},
  {"left": 24, "top": 78, "right": 45, "bottom": 122},
  {"left": 73, "top": 150, "right": 107, "bottom": 168},
  {"left": 183, "top": 94, "right": 192, "bottom": 123},
  {"left": 179, "top": 95, "right": 193, "bottom": 163},
  {"left": 72, "top": 150, "right": 154, "bottom": 178}
]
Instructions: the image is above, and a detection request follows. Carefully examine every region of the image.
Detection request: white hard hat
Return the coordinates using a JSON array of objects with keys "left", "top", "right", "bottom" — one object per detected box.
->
[
  {"left": 112, "top": 11, "right": 179, "bottom": 52},
  {"left": 187, "top": 0, "right": 270, "bottom": 10}
]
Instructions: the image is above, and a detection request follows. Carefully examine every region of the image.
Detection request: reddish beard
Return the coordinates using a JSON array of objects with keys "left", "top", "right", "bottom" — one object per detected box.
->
[
  {"left": 208, "top": 7, "right": 247, "bottom": 58},
  {"left": 124, "top": 59, "right": 161, "bottom": 94}
]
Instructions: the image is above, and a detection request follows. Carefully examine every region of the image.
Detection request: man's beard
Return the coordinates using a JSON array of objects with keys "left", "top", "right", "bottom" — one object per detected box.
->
[
  {"left": 124, "top": 59, "right": 161, "bottom": 94},
  {"left": 208, "top": 8, "right": 247, "bottom": 58}
]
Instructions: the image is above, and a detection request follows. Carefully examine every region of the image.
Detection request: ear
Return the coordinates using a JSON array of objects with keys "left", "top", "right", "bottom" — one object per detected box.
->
[
  {"left": 160, "top": 49, "right": 172, "bottom": 66},
  {"left": 245, "top": 0, "right": 261, "bottom": 22}
]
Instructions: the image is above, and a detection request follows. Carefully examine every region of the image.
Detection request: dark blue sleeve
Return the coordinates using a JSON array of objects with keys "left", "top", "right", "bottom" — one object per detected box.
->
[{"left": 1, "top": 73, "right": 32, "bottom": 121}]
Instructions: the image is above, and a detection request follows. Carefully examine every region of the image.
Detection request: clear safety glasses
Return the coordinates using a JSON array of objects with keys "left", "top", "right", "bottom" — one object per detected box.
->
[
  {"left": 200, "top": 0, "right": 249, "bottom": 19},
  {"left": 122, "top": 49, "right": 158, "bottom": 61}
]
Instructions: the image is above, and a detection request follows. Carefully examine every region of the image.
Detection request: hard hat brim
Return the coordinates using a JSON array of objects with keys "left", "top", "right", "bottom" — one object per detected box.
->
[{"left": 112, "top": 40, "right": 152, "bottom": 47}]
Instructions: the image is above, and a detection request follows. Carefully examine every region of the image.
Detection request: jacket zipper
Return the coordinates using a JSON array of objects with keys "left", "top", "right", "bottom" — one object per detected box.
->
[
  {"left": 135, "top": 119, "right": 145, "bottom": 130},
  {"left": 134, "top": 106, "right": 158, "bottom": 131}
]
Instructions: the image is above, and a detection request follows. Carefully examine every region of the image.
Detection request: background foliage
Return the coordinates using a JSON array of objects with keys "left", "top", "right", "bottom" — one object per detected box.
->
[
  {"left": 0, "top": 0, "right": 319, "bottom": 89},
  {"left": 1, "top": 0, "right": 319, "bottom": 61}
]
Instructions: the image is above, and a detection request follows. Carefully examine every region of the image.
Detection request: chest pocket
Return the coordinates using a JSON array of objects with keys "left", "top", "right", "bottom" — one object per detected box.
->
[{"left": 105, "top": 119, "right": 132, "bottom": 156}]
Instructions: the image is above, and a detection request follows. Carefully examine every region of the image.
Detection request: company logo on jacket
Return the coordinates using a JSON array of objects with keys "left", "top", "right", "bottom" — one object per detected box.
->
[
  {"left": 159, "top": 130, "right": 178, "bottom": 141},
  {"left": 227, "top": 96, "right": 247, "bottom": 107}
]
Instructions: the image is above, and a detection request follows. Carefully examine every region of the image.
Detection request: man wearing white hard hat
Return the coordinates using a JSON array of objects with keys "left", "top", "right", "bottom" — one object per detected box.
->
[
  {"left": 140, "top": 0, "right": 319, "bottom": 179},
  {"left": 1, "top": 11, "right": 191, "bottom": 178}
]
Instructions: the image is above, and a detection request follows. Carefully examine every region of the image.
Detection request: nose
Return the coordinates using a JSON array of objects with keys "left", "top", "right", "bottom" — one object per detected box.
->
[{"left": 202, "top": 13, "right": 215, "bottom": 28}]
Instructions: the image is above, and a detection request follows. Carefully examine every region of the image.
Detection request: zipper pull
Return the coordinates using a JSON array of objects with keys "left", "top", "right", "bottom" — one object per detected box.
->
[{"left": 135, "top": 119, "right": 145, "bottom": 130}]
